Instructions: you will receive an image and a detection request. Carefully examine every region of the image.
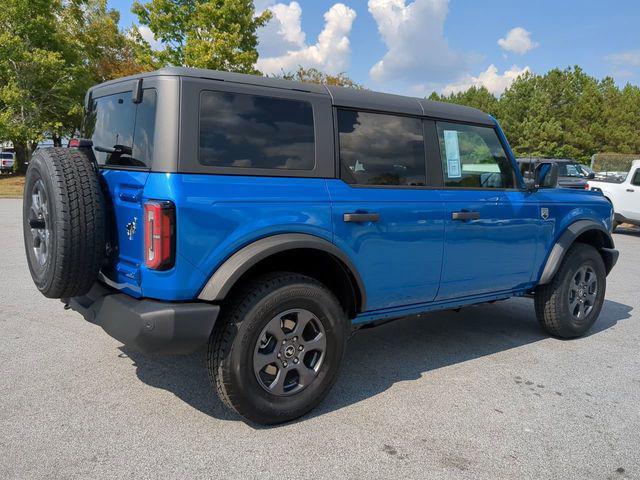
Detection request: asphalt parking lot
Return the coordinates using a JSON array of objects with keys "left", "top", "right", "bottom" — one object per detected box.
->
[{"left": 1, "top": 198, "right": 639, "bottom": 480}]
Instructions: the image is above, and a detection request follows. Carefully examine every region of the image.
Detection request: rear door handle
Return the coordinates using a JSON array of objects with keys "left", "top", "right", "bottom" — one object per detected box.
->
[
  {"left": 626, "top": 189, "right": 635, "bottom": 192},
  {"left": 452, "top": 211, "right": 481, "bottom": 221},
  {"left": 343, "top": 212, "right": 380, "bottom": 223}
]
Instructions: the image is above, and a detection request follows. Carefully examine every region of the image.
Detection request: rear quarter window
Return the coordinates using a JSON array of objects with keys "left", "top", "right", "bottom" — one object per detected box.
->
[
  {"left": 198, "top": 91, "right": 315, "bottom": 170},
  {"left": 83, "top": 89, "right": 157, "bottom": 168}
]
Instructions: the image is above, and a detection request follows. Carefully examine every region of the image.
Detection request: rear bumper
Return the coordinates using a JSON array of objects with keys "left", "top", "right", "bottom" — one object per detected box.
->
[{"left": 67, "top": 283, "right": 219, "bottom": 354}]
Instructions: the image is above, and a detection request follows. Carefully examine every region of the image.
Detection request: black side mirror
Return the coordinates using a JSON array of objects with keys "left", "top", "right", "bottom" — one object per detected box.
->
[
  {"left": 587, "top": 172, "right": 595, "bottom": 180},
  {"left": 533, "top": 162, "right": 558, "bottom": 189}
]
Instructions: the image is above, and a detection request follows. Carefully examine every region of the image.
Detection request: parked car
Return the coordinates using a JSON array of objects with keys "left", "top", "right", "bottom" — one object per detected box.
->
[
  {"left": 0, "top": 151, "right": 14, "bottom": 173},
  {"left": 589, "top": 159, "right": 640, "bottom": 229},
  {"left": 22, "top": 68, "right": 618, "bottom": 424},
  {"left": 517, "top": 157, "right": 594, "bottom": 189}
]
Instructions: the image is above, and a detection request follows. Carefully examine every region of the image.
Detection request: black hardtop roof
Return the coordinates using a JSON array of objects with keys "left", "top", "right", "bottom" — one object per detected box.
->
[{"left": 90, "top": 67, "right": 494, "bottom": 125}]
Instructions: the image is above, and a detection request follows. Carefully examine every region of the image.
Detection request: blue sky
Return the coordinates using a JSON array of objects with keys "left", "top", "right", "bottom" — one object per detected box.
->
[{"left": 109, "top": 0, "right": 640, "bottom": 96}]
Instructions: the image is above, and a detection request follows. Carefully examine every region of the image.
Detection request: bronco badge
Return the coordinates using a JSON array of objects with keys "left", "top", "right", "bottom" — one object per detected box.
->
[{"left": 541, "top": 207, "right": 550, "bottom": 220}]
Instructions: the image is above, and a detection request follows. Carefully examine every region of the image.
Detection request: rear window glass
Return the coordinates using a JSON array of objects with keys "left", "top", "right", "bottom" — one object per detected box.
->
[
  {"left": 338, "top": 109, "right": 426, "bottom": 186},
  {"left": 199, "top": 91, "right": 315, "bottom": 170},
  {"left": 83, "top": 89, "right": 157, "bottom": 168}
]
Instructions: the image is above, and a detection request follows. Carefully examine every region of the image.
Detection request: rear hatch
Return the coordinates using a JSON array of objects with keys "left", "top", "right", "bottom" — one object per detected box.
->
[{"left": 82, "top": 86, "right": 157, "bottom": 297}]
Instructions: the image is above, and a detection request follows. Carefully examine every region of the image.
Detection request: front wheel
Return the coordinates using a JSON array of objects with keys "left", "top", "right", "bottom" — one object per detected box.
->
[
  {"left": 207, "top": 272, "right": 349, "bottom": 425},
  {"left": 534, "top": 242, "right": 606, "bottom": 338}
]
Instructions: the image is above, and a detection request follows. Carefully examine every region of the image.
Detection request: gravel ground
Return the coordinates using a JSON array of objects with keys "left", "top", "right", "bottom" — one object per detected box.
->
[{"left": 1, "top": 198, "right": 639, "bottom": 480}]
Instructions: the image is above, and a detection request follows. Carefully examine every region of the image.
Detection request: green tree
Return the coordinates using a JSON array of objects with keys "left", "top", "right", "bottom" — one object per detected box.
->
[
  {"left": 63, "top": 0, "right": 155, "bottom": 84},
  {"left": 278, "top": 66, "right": 364, "bottom": 89},
  {"left": 0, "top": 0, "right": 85, "bottom": 171},
  {"left": 431, "top": 67, "right": 640, "bottom": 163},
  {"left": 429, "top": 86, "right": 499, "bottom": 118},
  {"left": 132, "top": 0, "right": 271, "bottom": 73}
]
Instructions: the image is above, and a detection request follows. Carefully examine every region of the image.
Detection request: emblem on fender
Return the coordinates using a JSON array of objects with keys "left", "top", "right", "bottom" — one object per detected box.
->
[{"left": 541, "top": 207, "right": 550, "bottom": 220}]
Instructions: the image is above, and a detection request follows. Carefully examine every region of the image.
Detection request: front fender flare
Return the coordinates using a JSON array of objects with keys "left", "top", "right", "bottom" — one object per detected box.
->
[
  {"left": 197, "top": 233, "right": 367, "bottom": 310},
  {"left": 538, "top": 220, "right": 616, "bottom": 285}
]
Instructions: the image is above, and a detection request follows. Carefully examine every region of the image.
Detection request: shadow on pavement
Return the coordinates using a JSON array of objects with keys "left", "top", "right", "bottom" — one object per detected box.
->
[{"left": 122, "top": 297, "right": 633, "bottom": 425}]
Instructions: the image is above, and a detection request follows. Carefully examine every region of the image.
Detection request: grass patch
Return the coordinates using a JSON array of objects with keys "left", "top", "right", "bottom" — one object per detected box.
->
[{"left": 0, "top": 174, "right": 25, "bottom": 198}]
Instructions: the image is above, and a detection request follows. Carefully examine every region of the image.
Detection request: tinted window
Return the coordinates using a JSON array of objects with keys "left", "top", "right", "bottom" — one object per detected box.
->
[
  {"left": 83, "top": 89, "right": 156, "bottom": 168},
  {"left": 437, "top": 122, "right": 516, "bottom": 189},
  {"left": 557, "top": 163, "right": 584, "bottom": 177},
  {"left": 338, "top": 110, "right": 426, "bottom": 186},
  {"left": 632, "top": 169, "right": 640, "bottom": 186},
  {"left": 199, "top": 91, "right": 315, "bottom": 170}
]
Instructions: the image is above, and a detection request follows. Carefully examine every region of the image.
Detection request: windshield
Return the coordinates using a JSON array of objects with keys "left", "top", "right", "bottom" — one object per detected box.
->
[{"left": 557, "top": 163, "right": 585, "bottom": 178}]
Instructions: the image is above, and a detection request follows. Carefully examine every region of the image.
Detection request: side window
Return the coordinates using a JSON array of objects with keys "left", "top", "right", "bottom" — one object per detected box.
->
[
  {"left": 632, "top": 169, "right": 640, "bottom": 186},
  {"left": 83, "top": 89, "right": 157, "bottom": 168},
  {"left": 199, "top": 91, "right": 315, "bottom": 170},
  {"left": 338, "top": 109, "right": 426, "bottom": 186},
  {"left": 436, "top": 122, "right": 516, "bottom": 189}
]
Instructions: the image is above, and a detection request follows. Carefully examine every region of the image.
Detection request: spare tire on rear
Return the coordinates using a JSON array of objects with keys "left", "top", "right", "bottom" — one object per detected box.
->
[{"left": 23, "top": 147, "right": 106, "bottom": 299}]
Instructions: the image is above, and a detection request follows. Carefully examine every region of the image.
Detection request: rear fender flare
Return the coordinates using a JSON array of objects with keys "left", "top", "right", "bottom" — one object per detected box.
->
[{"left": 197, "top": 233, "right": 367, "bottom": 311}]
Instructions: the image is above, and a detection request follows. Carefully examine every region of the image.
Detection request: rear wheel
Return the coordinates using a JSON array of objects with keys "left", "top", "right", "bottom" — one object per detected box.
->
[
  {"left": 534, "top": 243, "right": 606, "bottom": 338},
  {"left": 207, "top": 272, "right": 348, "bottom": 425}
]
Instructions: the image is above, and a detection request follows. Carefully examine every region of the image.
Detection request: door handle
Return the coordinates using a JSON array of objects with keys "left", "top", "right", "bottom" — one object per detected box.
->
[
  {"left": 343, "top": 212, "right": 380, "bottom": 223},
  {"left": 626, "top": 189, "right": 635, "bottom": 192},
  {"left": 452, "top": 211, "right": 481, "bottom": 221}
]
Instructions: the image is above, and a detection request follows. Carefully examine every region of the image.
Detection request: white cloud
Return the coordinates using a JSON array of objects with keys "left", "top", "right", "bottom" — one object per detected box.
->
[
  {"left": 442, "top": 64, "right": 531, "bottom": 96},
  {"left": 497, "top": 27, "right": 538, "bottom": 55},
  {"left": 606, "top": 50, "right": 640, "bottom": 68},
  {"left": 256, "top": 2, "right": 306, "bottom": 57},
  {"left": 368, "top": 0, "right": 475, "bottom": 85},
  {"left": 256, "top": 2, "right": 356, "bottom": 75},
  {"left": 138, "top": 25, "right": 163, "bottom": 51}
]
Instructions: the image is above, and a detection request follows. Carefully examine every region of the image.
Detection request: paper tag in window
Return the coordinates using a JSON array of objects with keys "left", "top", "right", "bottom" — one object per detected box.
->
[{"left": 444, "top": 130, "right": 462, "bottom": 178}]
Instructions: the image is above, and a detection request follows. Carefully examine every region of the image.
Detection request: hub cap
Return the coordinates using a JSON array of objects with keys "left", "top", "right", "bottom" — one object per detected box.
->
[
  {"left": 28, "top": 180, "right": 50, "bottom": 267},
  {"left": 253, "top": 308, "right": 326, "bottom": 396},
  {"left": 568, "top": 266, "right": 597, "bottom": 320}
]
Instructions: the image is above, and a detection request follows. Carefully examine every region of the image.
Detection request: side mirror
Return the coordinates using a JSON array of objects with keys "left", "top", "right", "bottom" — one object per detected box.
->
[
  {"left": 533, "top": 162, "right": 558, "bottom": 189},
  {"left": 587, "top": 172, "right": 595, "bottom": 180}
]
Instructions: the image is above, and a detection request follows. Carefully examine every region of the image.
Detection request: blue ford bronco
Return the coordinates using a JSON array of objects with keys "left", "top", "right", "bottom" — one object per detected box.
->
[{"left": 23, "top": 68, "right": 618, "bottom": 424}]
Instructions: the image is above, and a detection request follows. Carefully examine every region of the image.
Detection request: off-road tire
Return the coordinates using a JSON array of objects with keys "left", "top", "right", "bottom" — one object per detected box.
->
[
  {"left": 534, "top": 242, "right": 606, "bottom": 338},
  {"left": 23, "top": 148, "right": 105, "bottom": 298},
  {"left": 207, "top": 272, "right": 349, "bottom": 425}
]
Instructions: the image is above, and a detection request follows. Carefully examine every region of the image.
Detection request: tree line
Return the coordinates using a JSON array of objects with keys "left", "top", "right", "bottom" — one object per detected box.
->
[
  {"left": 430, "top": 67, "right": 640, "bottom": 164},
  {"left": 1, "top": 0, "right": 638, "bottom": 172}
]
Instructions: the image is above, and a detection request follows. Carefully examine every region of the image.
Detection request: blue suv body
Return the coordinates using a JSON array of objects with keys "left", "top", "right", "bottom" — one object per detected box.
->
[{"left": 24, "top": 68, "right": 618, "bottom": 424}]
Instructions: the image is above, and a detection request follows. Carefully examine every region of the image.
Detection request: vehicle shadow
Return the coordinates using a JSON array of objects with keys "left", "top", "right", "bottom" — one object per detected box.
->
[{"left": 121, "top": 297, "right": 633, "bottom": 426}]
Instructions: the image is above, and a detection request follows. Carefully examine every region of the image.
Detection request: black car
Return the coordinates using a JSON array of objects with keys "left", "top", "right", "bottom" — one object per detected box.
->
[{"left": 517, "top": 157, "right": 594, "bottom": 189}]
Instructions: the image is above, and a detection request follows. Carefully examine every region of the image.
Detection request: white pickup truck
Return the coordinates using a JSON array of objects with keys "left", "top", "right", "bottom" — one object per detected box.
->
[{"left": 589, "top": 159, "right": 640, "bottom": 230}]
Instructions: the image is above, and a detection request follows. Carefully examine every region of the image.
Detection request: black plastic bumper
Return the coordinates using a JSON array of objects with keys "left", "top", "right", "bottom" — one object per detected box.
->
[
  {"left": 67, "top": 283, "right": 220, "bottom": 354},
  {"left": 601, "top": 247, "right": 619, "bottom": 275}
]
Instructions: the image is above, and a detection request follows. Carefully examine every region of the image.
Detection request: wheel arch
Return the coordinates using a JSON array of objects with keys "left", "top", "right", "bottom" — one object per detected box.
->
[
  {"left": 197, "top": 234, "right": 366, "bottom": 317},
  {"left": 538, "top": 220, "right": 618, "bottom": 285}
]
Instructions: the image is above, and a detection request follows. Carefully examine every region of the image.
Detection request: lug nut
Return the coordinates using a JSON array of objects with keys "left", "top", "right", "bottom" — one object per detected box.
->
[
  {"left": 277, "top": 353, "right": 281, "bottom": 358},
  {"left": 293, "top": 336, "right": 298, "bottom": 342},
  {"left": 298, "top": 345, "right": 304, "bottom": 351},
  {"left": 282, "top": 340, "right": 287, "bottom": 345},
  {"left": 293, "top": 358, "right": 299, "bottom": 364},
  {"left": 283, "top": 361, "right": 288, "bottom": 367}
]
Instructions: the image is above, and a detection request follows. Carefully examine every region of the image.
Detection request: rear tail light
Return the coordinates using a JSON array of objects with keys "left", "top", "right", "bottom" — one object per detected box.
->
[
  {"left": 68, "top": 138, "right": 93, "bottom": 148},
  {"left": 144, "top": 201, "right": 175, "bottom": 270}
]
